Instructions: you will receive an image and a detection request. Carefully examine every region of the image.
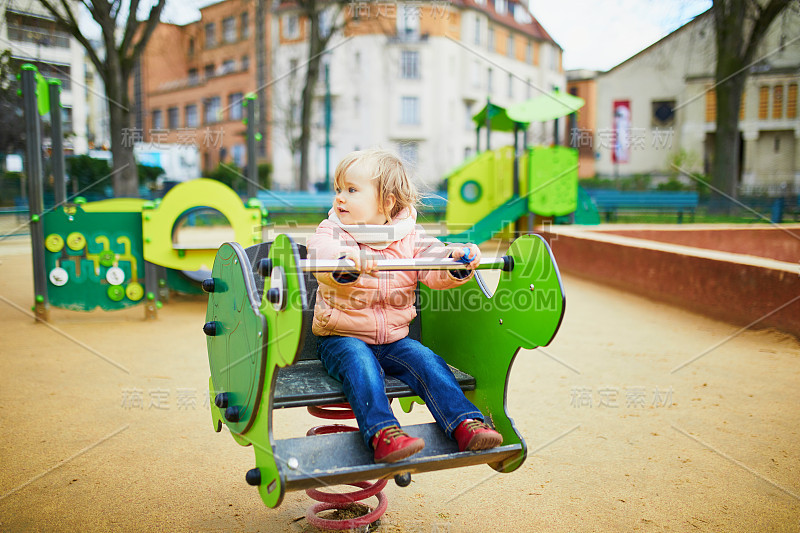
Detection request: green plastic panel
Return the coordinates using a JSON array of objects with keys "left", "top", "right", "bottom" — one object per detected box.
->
[
  {"left": 143, "top": 179, "right": 262, "bottom": 271},
  {"left": 206, "top": 243, "right": 268, "bottom": 435},
  {"left": 206, "top": 235, "right": 306, "bottom": 508},
  {"left": 527, "top": 146, "right": 579, "bottom": 216},
  {"left": 419, "top": 234, "right": 565, "bottom": 473},
  {"left": 42, "top": 205, "right": 145, "bottom": 311}
]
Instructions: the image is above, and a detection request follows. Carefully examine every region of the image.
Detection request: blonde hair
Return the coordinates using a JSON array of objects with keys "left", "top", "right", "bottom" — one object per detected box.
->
[{"left": 334, "top": 148, "right": 419, "bottom": 219}]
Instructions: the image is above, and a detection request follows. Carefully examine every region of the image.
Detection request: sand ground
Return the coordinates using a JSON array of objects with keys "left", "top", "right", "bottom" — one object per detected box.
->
[{"left": 0, "top": 234, "right": 799, "bottom": 532}]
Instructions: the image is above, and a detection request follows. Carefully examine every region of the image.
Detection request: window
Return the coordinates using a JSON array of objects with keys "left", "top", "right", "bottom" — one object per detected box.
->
[
  {"left": 232, "top": 144, "right": 245, "bottom": 167},
  {"left": 185, "top": 104, "right": 198, "bottom": 127},
  {"left": 705, "top": 86, "right": 717, "bottom": 122},
  {"left": 651, "top": 100, "right": 675, "bottom": 127},
  {"left": 229, "top": 92, "right": 244, "bottom": 120},
  {"left": 513, "top": 4, "right": 532, "bottom": 24},
  {"left": 397, "top": 3, "right": 420, "bottom": 40},
  {"left": 241, "top": 55, "right": 250, "bottom": 71},
  {"left": 495, "top": 0, "right": 507, "bottom": 15},
  {"left": 284, "top": 14, "right": 299, "bottom": 39},
  {"left": 204, "top": 96, "right": 221, "bottom": 124},
  {"left": 526, "top": 41, "right": 532, "bottom": 63},
  {"left": 205, "top": 22, "right": 216, "bottom": 48},
  {"left": 320, "top": 8, "right": 332, "bottom": 38},
  {"left": 758, "top": 85, "right": 769, "bottom": 119},
  {"left": 397, "top": 142, "right": 418, "bottom": 166},
  {"left": 223, "top": 17, "right": 236, "bottom": 43},
  {"left": 474, "top": 16, "right": 481, "bottom": 45},
  {"left": 773, "top": 85, "right": 784, "bottom": 119},
  {"left": 152, "top": 109, "right": 163, "bottom": 130},
  {"left": 188, "top": 37, "right": 195, "bottom": 56},
  {"left": 204, "top": 63, "right": 215, "bottom": 79},
  {"left": 221, "top": 59, "right": 235, "bottom": 74},
  {"left": 400, "top": 96, "right": 420, "bottom": 125},
  {"left": 61, "top": 106, "right": 73, "bottom": 133},
  {"left": 507, "top": 33, "right": 514, "bottom": 58},
  {"left": 354, "top": 96, "right": 361, "bottom": 118},
  {"left": 400, "top": 50, "right": 419, "bottom": 79},
  {"left": 188, "top": 68, "right": 199, "bottom": 85},
  {"left": 240, "top": 12, "right": 249, "bottom": 39},
  {"left": 464, "top": 101, "right": 473, "bottom": 130},
  {"left": 168, "top": 107, "right": 179, "bottom": 129},
  {"left": 487, "top": 67, "right": 493, "bottom": 93},
  {"left": 289, "top": 58, "right": 299, "bottom": 77},
  {"left": 488, "top": 25, "right": 495, "bottom": 52},
  {"left": 788, "top": 84, "right": 797, "bottom": 119},
  {"left": 508, "top": 73, "right": 513, "bottom": 98},
  {"left": 471, "top": 61, "right": 480, "bottom": 88}
]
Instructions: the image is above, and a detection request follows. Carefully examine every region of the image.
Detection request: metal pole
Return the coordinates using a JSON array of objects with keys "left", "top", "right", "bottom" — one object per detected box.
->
[
  {"left": 485, "top": 98, "right": 491, "bottom": 152},
  {"left": 513, "top": 124, "right": 520, "bottom": 197},
  {"left": 22, "top": 65, "right": 48, "bottom": 321},
  {"left": 475, "top": 126, "right": 480, "bottom": 153},
  {"left": 245, "top": 94, "right": 258, "bottom": 198},
  {"left": 297, "top": 256, "right": 511, "bottom": 273},
  {"left": 48, "top": 80, "right": 66, "bottom": 206}
]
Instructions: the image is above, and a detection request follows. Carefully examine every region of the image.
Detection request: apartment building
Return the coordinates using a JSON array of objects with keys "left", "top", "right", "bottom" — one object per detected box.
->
[
  {"left": 1, "top": 1, "right": 88, "bottom": 154},
  {"left": 567, "top": 69, "right": 598, "bottom": 178},
  {"left": 271, "top": 0, "right": 565, "bottom": 189},
  {"left": 594, "top": 9, "right": 799, "bottom": 193},
  {"left": 135, "top": 0, "right": 270, "bottom": 173}
]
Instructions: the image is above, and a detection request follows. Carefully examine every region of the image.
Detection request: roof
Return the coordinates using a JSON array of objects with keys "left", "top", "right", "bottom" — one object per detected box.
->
[
  {"left": 275, "top": 0, "right": 560, "bottom": 46},
  {"left": 602, "top": 8, "right": 712, "bottom": 75}
]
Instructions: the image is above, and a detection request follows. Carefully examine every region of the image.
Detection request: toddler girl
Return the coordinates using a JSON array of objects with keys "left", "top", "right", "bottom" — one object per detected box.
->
[{"left": 306, "top": 148, "right": 502, "bottom": 463}]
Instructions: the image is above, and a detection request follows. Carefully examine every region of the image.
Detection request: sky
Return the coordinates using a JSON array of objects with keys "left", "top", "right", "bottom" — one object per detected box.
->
[
  {"left": 85, "top": 0, "right": 714, "bottom": 73},
  {"left": 529, "top": 0, "right": 713, "bottom": 71}
]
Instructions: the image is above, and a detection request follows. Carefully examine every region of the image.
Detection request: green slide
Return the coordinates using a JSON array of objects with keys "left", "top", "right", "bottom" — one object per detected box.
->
[{"left": 439, "top": 195, "right": 529, "bottom": 244}]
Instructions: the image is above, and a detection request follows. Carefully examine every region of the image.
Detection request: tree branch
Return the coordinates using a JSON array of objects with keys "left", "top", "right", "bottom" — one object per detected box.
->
[
  {"left": 38, "top": 0, "right": 106, "bottom": 80},
  {"left": 129, "top": 0, "right": 167, "bottom": 65},
  {"left": 120, "top": 0, "right": 142, "bottom": 56},
  {"left": 743, "top": 0, "right": 791, "bottom": 65}
]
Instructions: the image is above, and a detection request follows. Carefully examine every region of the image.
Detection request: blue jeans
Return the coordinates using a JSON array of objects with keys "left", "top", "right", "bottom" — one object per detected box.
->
[{"left": 317, "top": 335, "right": 483, "bottom": 446}]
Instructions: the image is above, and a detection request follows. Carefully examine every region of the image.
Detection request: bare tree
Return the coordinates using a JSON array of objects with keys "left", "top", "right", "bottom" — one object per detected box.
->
[
  {"left": 290, "top": 0, "right": 351, "bottom": 191},
  {"left": 37, "top": 0, "right": 166, "bottom": 196},
  {"left": 710, "top": 0, "right": 792, "bottom": 211}
]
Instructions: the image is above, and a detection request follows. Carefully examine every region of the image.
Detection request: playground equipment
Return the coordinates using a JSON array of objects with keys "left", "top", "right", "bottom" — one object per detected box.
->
[
  {"left": 19, "top": 65, "right": 265, "bottom": 320},
  {"left": 444, "top": 92, "right": 586, "bottom": 243},
  {"left": 204, "top": 233, "right": 565, "bottom": 527}
]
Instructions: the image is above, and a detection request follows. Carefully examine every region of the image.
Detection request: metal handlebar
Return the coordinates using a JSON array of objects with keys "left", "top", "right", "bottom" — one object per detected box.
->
[{"left": 296, "top": 256, "right": 514, "bottom": 273}]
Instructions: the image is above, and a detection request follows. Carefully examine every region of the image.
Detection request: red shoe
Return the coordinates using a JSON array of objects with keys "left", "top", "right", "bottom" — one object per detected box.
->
[
  {"left": 454, "top": 419, "right": 503, "bottom": 452},
  {"left": 371, "top": 426, "right": 425, "bottom": 463}
]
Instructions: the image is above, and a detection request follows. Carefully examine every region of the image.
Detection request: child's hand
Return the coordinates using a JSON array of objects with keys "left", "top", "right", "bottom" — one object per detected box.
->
[
  {"left": 451, "top": 244, "right": 481, "bottom": 270},
  {"left": 340, "top": 249, "right": 379, "bottom": 277}
]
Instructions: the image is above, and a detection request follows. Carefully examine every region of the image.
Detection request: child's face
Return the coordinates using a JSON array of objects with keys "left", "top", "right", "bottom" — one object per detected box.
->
[{"left": 334, "top": 163, "right": 387, "bottom": 225}]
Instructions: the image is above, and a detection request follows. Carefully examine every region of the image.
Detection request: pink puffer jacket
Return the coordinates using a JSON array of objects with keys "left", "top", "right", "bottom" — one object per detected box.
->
[{"left": 306, "top": 210, "right": 473, "bottom": 345}]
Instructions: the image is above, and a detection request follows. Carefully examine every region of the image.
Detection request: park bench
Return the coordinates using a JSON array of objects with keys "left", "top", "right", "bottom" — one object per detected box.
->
[
  {"left": 587, "top": 190, "right": 699, "bottom": 223},
  {"left": 256, "top": 191, "right": 447, "bottom": 217},
  {"left": 203, "top": 233, "right": 565, "bottom": 509}
]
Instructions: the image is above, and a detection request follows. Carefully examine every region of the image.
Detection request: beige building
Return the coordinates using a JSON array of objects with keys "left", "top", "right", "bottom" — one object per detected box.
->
[
  {"left": 270, "top": 0, "right": 565, "bottom": 189},
  {"left": 1, "top": 1, "right": 89, "bottom": 154},
  {"left": 594, "top": 9, "right": 799, "bottom": 193}
]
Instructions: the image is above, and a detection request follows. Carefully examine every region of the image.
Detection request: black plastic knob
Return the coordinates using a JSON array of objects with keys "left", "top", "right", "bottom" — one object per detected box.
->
[
  {"left": 225, "top": 405, "right": 241, "bottom": 422},
  {"left": 257, "top": 258, "right": 273, "bottom": 277},
  {"left": 203, "top": 321, "right": 219, "bottom": 336},
  {"left": 502, "top": 255, "right": 515, "bottom": 272},
  {"left": 394, "top": 473, "right": 411, "bottom": 487},
  {"left": 245, "top": 468, "right": 261, "bottom": 486},
  {"left": 214, "top": 393, "right": 229, "bottom": 409},
  {"left": 266, "top": 288, "right": 281, "bottom": 304},
  {"left": 202, "top": 278, "right": 215, "bottom": 293}
]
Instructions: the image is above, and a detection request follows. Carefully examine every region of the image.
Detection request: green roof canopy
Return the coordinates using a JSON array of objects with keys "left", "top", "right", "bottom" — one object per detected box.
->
[
  {"left": 507, "top": 90, "right": 585, "bottom": 123},
  {"left": 472, "top": 102, "right": 528, "bottom": 132}
]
